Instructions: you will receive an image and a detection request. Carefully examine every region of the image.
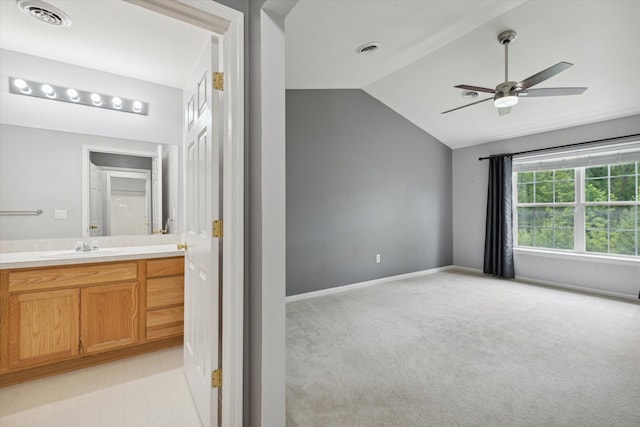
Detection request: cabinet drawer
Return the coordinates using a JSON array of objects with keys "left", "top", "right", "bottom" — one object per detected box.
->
[
  {"left": 146, "top": 257, "right": 184, "bottom": 278},
  {"left": 147, "top": 276, "right": 184, "bottom": 309},
  {"left": 146, "top": 307, "right": 184, "bottom": 340},
  {"left": 9, "top": 262, "right": 138, "bottom": 293}
]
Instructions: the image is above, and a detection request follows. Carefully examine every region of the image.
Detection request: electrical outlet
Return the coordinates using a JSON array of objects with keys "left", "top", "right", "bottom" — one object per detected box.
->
[{"left": 376, "top": 254, "right": 381, "bottom": 264}]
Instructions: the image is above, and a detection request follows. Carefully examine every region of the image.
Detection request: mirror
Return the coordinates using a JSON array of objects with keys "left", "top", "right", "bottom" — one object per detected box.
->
[
  {"left": 0, "top": 121, "right": 180, "bottom": 241},
  {"left": 0, "top": 0, "right": 202, "bottom": 241}
]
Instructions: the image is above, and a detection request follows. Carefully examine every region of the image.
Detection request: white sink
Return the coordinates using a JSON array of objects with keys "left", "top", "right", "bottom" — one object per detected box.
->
[{"left": 40, "top": 248, "right": 122, "bottom": 259}]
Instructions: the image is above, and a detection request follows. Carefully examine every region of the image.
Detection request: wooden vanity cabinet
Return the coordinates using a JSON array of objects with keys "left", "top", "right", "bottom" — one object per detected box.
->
[
  {"left": 8, "top": 288, "right": 80, "bottom": 369},
  {"left": 0, "top": 256, "right": 184, "bottom": 386},
  {"left": 80, "top": 282, "right": 138, "bottom": 354},
  {"left": 145, "top": 257, "right": 184, "bottom": 341}
]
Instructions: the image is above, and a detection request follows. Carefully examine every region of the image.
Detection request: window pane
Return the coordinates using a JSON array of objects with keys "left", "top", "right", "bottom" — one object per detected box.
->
[
  {"left": 518, "top": 207, "right": 534, "bottom": 226},
  {"left": 554, "top": 228, "right": 574, "bottom": 250},
  {"left": 535, "top": 180, "right": 554, "bottom": 203},
  {"left": 534, "top": 227, "right": 554, "bottom": 248},
  {"left": 535, "top": 207, "right": 553, "bottom": 227},
  {"left": 610, "top": 176, "right": 636, "bottom": 201},
  {"left": 610, "top": 206, "right": 635, "bottom": 230},
  {"left": 610, "top": 162, "right": 635, "bottom": 176},
  {"left": 555, "top": 180, "right": 575, "bottom": 203},
  {"left": 518, "top": 171, "right": 534, "bottom": 184},
  {"left": 585, "top": 206, "right": 608, "bottom": 229},
  {"left": 518, "top": 183, "right": 534, "bottom": 203},
  {"left": 610, "top": 231, "right": 636, "bottom": 256},
  {"left": 555, "top": 169, "right": 575, "bottom": 180},
  {"left": 586, "top": 229, "right": 608, "bottom": 253},
  {"left": 555, "top": 207, "right": 574, "bottom": 227},
  {"left": 585, "top": 178, "right": 608, "bottom": 202},
  {"left": 518, "top": 227, "right": 533, "bottom": 246},
  {"left": 536, "top": 171, "right": 553, "bottom": 181},
  {"left": 586, "top": 166, "right": 608, "bottom": 178}
]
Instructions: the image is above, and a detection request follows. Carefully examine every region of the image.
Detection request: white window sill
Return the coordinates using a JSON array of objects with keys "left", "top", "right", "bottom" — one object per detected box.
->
[{"left": 514, "top": 247, "right": 640, "bottom": 267}]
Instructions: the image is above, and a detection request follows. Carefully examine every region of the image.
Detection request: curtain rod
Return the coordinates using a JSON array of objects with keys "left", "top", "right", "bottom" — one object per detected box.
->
[{"left": 478, "top": 133, "right": 640, "bottom": 161}]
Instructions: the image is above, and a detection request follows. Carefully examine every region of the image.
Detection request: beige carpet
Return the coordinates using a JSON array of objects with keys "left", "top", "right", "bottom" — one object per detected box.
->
[{"left": 286, "top": 270, "right": 640, "bottom": 426}]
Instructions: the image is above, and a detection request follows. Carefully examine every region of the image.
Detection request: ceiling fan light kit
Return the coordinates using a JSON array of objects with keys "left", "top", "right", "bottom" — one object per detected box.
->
[{"left": 442, "top": 29, "right": 588, "bottom": 116}]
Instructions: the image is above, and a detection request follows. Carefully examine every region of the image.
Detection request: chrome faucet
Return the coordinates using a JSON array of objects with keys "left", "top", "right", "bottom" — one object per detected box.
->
[{"left": 75, "top": 241, "right": 99, "bottom": 252}]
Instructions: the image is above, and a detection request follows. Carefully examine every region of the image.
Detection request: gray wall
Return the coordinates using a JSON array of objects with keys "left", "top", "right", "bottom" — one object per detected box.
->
[
  {"left": 453, "top": 114, "right": 640, "bottom": 298},
  {"left": 287, "top": 89, "right": 453, "bottom": 296}
]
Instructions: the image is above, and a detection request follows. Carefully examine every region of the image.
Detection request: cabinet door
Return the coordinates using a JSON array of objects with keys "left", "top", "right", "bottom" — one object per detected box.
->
[
  {"left": 80, "top": 282, "right": 138, "bottom": 354},
  {"left": 9, "top": 289, "right": 80, "bottom": 369}
]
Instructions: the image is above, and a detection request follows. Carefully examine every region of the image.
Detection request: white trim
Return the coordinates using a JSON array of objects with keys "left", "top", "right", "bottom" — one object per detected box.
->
[
  {"left": 514, "top": 247, "right": 640, "bottom": 266},
  {"left": 515, "top": 274, "right": 638, "bottom": 301},
  {"left": 122, "top": 1, "right": 244, "bottom": 426},
  {"left": 286, "top": 266, "right": 456, "bottom": 302}
]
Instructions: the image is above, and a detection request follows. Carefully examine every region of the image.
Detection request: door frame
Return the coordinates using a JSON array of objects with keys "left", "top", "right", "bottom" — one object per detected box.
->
[
  {"left": 124, "top": 1, "right": 244, "bottom": 425},
  {"left": 82, "top": 145, "right": 158, "bottom": 237}
]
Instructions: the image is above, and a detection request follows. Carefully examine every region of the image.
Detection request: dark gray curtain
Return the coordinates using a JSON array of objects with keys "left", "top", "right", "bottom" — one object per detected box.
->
[{"left": 483, "top": 155, "right": 515, "bottom": 278}]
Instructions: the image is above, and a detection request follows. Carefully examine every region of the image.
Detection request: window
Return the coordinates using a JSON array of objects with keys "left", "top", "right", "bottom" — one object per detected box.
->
[{"left": 513, "top": 143, "right": 640, "bottom": 257}]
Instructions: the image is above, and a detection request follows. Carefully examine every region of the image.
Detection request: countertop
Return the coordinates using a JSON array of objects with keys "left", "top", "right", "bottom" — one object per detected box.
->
[{"left": 0, "top": 244, "right": 184, "bottom": 269}]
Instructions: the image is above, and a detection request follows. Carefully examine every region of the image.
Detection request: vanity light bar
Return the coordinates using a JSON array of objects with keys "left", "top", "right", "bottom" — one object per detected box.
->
[{"left": 9, "top": 77, "right": 149, "bottom": 115}]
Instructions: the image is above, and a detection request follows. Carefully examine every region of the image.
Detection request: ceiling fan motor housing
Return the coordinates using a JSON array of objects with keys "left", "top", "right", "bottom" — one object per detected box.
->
[{"left": 495, "top": 81, "right": 518, "bottom": 98}]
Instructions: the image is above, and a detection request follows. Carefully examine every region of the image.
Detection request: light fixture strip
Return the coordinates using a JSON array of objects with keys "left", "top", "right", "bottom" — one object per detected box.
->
[{"left": 8, "top": 77, "right": 148, "bottom": 115}]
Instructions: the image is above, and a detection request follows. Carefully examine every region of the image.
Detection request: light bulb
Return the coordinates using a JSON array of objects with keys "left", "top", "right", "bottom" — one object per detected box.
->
[
  {"left": 494, "top": 95, "right": 518, "bottom": 108},
  {"left": 66, "top": 88, "right": 79, "bottom": 102},
  {"left": 112, "top": 97, "right": 122, "bottom": 109},
  {"left": 90, "top": 93, "right": 102, "bottom": 105},
  {"left": 132, "top": 100, "right": 142, "bottom": 112},
  {"left": 13, "top": 78, "right": 31, "bottom": 94},
  {"left": 41, "top": 84, "right": 56, "bottom": 98},
  {"left": 14, "top": 79, "right": 27, "bottom": 89}
]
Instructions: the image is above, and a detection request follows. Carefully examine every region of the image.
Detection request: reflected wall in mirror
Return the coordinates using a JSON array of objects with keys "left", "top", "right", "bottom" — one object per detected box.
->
[
  {"left": 0, "top": 49, "right": 183, "bottom": 241},
  {"left": 0, "top": 124, "right": 180, "bottom": 240}
]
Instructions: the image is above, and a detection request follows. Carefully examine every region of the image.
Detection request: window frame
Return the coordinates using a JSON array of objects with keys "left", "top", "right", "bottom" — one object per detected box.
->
[{"left": 513, "top": 163, "right": 640, "bottom": 258}]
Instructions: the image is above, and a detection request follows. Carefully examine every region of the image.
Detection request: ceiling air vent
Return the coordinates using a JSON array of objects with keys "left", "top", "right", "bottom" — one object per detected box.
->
[
  {"left": 461, "top": 90, "right": 479, "bottom": 99},
  {"left": 356, "top": 42, "right": 380, "bottom": 55},
  {"left": 17, "top": 0, "right": 72, "bottom": 27}
]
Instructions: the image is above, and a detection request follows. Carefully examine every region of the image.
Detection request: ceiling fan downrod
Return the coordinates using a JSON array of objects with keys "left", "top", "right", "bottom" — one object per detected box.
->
[{"left": 498, "top": 29, "right": 517, "bottom": 83}]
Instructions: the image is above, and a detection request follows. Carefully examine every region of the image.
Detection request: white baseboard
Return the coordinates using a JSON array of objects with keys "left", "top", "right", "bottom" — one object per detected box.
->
[
  {"left": 448, "top": 265, "right": 638, "bottom": 302},
  {"left": 286, "top": 265, "right": 639, "bottom": 303},
  {"left": 514, "top": 274, "right": 638, "bottom": 301},
  {"left": 286, "top": 265, "right": 456, "bottom": 302}
]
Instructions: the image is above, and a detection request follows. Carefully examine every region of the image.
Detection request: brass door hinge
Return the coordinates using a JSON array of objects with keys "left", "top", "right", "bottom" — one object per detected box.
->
[
  {"left": 212, "top": 368, "right": 222, "bottom": 388},
  {"left": 213, "top": 72, "right": 224, "bottom": 91},
  {"left": 213, "top": 219, "right": 223, "bottom": 238}
]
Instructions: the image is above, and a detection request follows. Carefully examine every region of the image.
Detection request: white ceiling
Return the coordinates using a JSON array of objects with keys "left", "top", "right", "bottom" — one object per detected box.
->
[
  {"left": 0, "top": 0, "right": 209, "bottom": 89},
  {"left": 2, "top": 0, "right": 639, "bottom": 150},
  {"left": 286, "top": 0, "right": 640, "bottom": 149}
]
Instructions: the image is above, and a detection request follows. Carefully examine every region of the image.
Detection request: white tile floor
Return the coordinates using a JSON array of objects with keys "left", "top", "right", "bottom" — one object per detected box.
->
[{"left": 0, "top": 346, "right": 202, "bottom": 427}]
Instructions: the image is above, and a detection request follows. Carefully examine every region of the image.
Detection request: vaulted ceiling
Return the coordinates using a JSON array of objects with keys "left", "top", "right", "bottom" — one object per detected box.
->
[{"left": 286, "top": 0, "right": 640, "bottom": 149}]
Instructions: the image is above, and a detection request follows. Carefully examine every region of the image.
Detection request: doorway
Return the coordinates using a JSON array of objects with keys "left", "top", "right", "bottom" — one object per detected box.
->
[{"left": 124, "top": 1, "right": 245, "bottom": 425}]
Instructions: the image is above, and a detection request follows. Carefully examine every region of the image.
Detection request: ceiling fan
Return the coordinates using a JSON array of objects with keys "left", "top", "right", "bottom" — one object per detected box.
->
[{"left": 442, "top": 29, "right": 587, "bottom": 116}]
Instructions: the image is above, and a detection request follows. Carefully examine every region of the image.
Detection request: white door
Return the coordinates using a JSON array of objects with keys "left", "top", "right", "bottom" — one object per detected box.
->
[
  {"left": 183, "top": 35, "right": 222, "bottom": 427},
  {"left": 152, "top": 144, "right": 163, "bottom": 233},
  {"left": 89, "top": 163, "right": 103, "bottom": 236}
]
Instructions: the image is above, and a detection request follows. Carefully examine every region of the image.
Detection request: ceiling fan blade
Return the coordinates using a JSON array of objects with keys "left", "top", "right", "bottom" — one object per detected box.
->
[
  {"left": 454, "top": 84, "right": 496, "bottom": 94},
  {"left": 441, "top": 97, "right": 493, "bottom": 114},
  {"left": 517, "top": 62, "right": 573, "bottom": 90},
  {"left": 498, "top": 107, "right": 512, "bottom": 116},
  {"left": 519, "top": 87, "right": 588, "bottom": 97}
]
